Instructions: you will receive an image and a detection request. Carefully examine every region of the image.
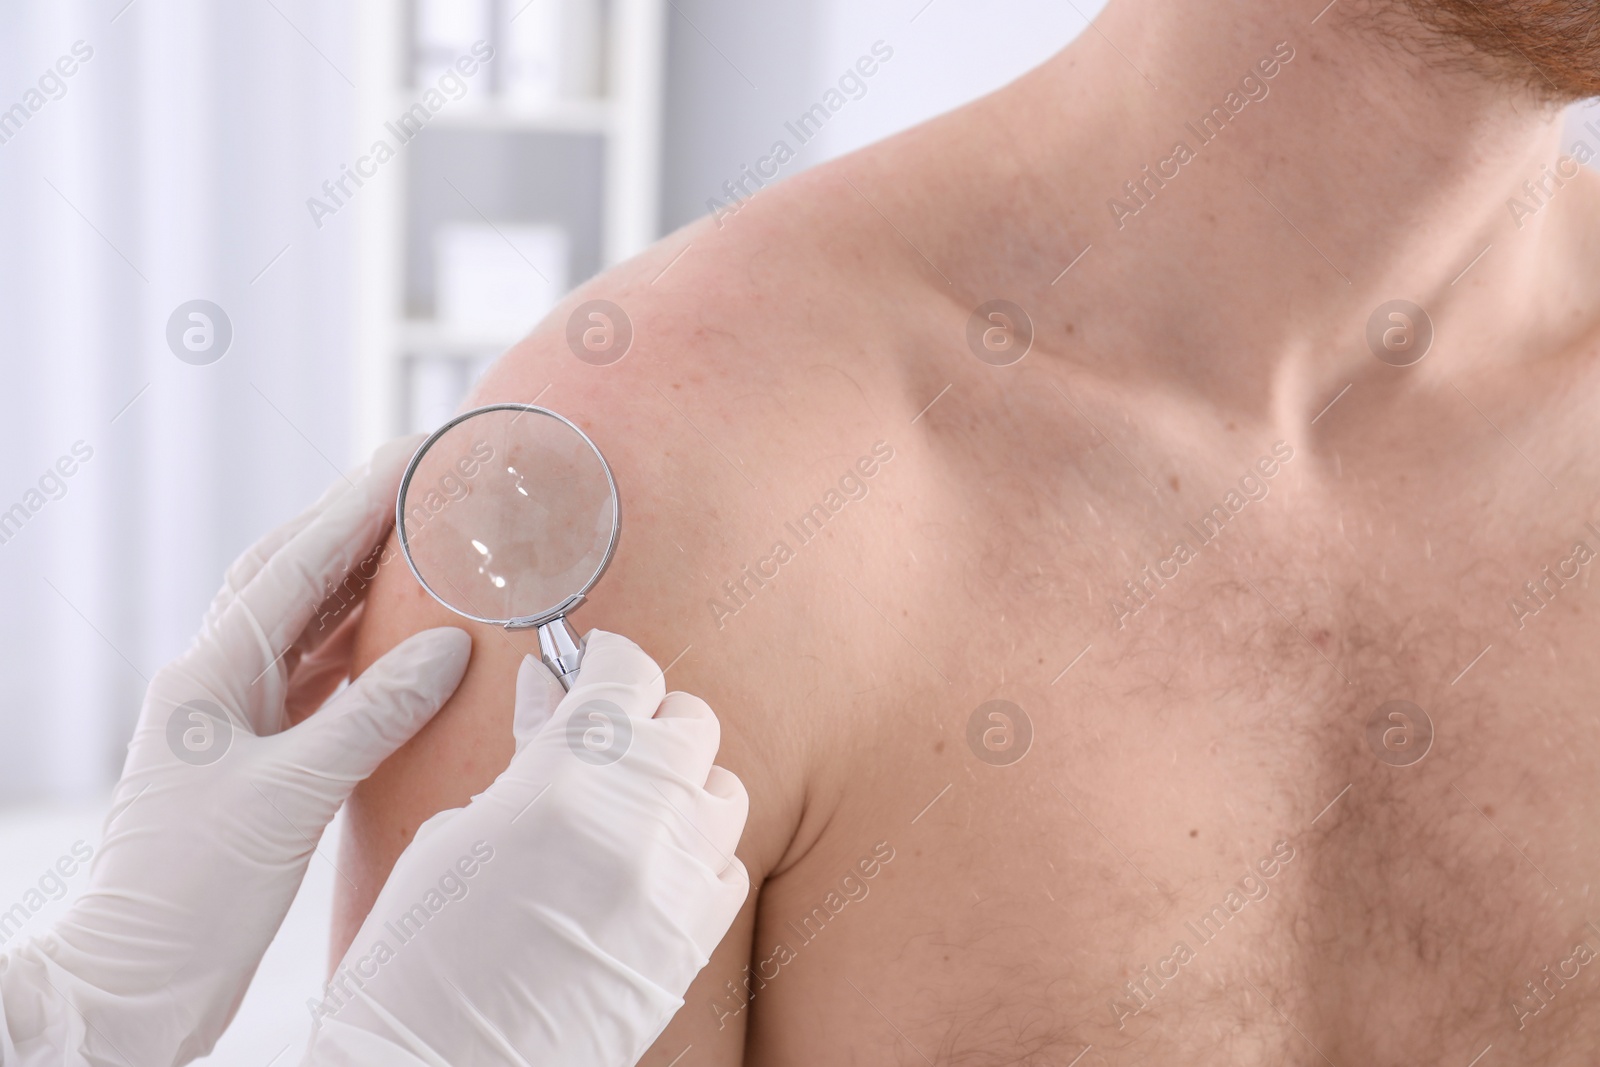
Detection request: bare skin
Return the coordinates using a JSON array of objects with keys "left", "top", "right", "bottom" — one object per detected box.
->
[{"left": 337, "top": 0, "right": 1600, "bottom": 1061}]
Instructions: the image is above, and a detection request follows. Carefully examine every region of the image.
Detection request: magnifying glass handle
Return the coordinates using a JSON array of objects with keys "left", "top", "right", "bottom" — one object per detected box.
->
[{"left": 537, "top": 617, "right": 585, "bottom": 691}]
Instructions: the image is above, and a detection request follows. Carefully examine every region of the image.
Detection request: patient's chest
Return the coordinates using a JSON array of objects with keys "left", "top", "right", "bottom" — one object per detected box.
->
[{"left": 747, "top": 437, "right": 1600, "bottom": 1066}]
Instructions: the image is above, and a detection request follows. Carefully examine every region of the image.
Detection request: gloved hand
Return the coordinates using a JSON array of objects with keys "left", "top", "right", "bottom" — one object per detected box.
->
[
  {"left": 0, "top": 438, "right": 473, "bottom": 1067},
  {"left": 301, "top": 631, "right": 750, "bottom": 1067}
]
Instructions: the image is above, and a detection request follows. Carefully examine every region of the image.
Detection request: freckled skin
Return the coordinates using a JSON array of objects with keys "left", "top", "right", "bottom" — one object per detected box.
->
[{"left": 339, "top": 0, "right": 1600, "bottom": 1062}]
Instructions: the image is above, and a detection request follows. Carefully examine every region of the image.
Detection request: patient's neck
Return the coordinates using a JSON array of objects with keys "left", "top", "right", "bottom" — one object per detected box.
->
[{"left": 1011, "top": 0, "right": 1573, "bottom": 422}]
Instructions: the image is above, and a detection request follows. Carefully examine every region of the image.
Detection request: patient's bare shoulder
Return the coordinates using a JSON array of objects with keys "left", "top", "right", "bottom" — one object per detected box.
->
[
  {"left": 460, "top": 169, "right": 932, "bottom": 803},
  {"left": 338, "top": 145, "right": 961, "bottom": 1062}
]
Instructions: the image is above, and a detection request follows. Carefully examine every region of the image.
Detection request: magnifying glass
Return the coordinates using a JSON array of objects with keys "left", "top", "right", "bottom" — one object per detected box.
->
[{"left": 395, "top": 403, "right": 619, "bottom": 690}]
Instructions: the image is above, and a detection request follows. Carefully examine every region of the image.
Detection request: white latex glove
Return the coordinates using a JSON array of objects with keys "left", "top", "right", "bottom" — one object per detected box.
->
[
  {"left": 0, "top": 438, "right": 473, "bottom": 1067},
  {"left": 301, "top": 630, "right": 750, "bottom": 1067}
]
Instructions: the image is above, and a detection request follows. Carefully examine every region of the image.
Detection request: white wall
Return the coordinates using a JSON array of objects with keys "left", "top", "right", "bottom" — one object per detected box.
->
[
  {"left": 660, "top": 0, "right": 1101, "bottom": 230},
  {"left": 0, "top": 0, "right": 357, "bottom": 804}
]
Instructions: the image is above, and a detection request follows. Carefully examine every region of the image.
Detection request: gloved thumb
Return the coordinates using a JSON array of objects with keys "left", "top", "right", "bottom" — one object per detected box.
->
[
  {"left": 513, "top": 653, "right": 565, "bottom": 754},
  {"left": 285, "top": 627, "right": 472, "bottom": 784}
]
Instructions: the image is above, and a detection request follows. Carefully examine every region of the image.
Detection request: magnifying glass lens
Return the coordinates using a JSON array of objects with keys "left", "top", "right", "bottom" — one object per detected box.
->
[{"left": 398, "top": 407, "right": 616, "bottom": 625}]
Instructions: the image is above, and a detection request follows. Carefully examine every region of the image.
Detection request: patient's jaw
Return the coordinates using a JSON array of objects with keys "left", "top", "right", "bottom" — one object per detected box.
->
[
  {"left": 338, "top": 0, "right": 1600, "bottom": 1061},
  {"left": 1401, "top": 0, "right": 1600, "bottom": 99}
]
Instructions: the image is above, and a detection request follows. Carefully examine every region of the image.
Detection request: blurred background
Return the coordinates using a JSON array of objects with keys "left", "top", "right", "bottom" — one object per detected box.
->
[
  {"left": 0, "top": 0, "right": 1095, "bottom": 1060},
  {"left": 2, "top": 2, "right": 1598, "bottom": 1060}
]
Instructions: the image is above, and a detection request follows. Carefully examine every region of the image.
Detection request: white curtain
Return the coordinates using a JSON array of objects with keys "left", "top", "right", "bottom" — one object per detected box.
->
[{"left": 0, "top": 0, "right": 357, "bottom": 806}]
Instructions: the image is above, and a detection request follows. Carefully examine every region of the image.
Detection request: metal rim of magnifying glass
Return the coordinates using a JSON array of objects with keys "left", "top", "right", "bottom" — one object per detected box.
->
[{"left": 395, "top": 403, "right": 621, "bottom": 631}]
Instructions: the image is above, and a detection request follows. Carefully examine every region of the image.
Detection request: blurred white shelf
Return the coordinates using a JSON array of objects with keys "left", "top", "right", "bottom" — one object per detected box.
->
[
  {"left": 353, "top": 0, "right": 666, "bottom": 454},
  {"left": 417, "top": 96, "right": 614, "bottom": 134}
]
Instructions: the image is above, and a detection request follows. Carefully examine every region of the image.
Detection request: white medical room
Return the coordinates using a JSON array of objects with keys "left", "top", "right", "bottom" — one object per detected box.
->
[{"left": 3, "top": 0, "right": 1599, "bottom": 1062}]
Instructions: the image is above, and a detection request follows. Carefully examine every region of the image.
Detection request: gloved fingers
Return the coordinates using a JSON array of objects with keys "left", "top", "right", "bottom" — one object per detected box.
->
[
  {"left": 513, "top": 653, "right": 565, "bottom": 754},
  {"left": 717, "top": 852, "right": 752, "bottom": 901},
  {"left": 201, "top": 489, "right": 327, "bottom": 632},
  {"left": 281, "top": 627, "right": 470, "bottom": 786},
  {"left": 637, "top": 768, "right": 744, "bottom": 884},
  {"left": 273, "top": 534, "right": 394, "bottom": 716},
  {"left": 222, "top": 437, "right": 417, "bottom": 677},
  {"left": 558, "top": 630, "right": 667, "bottom": 725},
  {"left": 409, "top": 803, "right": 467, "bottom": 851},
  {"left": 200, "top": 438, "right": 416, "bottom": 631},
  {"left": 289, "top": 539, "right": 389, "bottom": 659},
  {"left": 372, "top": 434, "right": 427, "bottom": 480},
  {"left": 688, "top": 765, "right": 750, "bottom": 877},
  {"left": 702, "top": 765, "right": 749, "bottom": 830},
  {"left": 648, "top": 691, "right": 722, "bottom": 788},
  {"left": 681, "top": 851, "right": 752, "bottom": 959},
  {"left": 282, "top": 604, "right": 365, "bottom": 726}
]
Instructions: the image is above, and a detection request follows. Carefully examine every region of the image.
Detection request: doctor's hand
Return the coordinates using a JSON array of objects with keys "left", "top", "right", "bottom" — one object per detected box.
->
[
  {"left": 0, "top": 438, "right": 472, "bottom": 1067},
  {"left": 302, "top": 631, "right": 750, "bottom": 1067}
]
